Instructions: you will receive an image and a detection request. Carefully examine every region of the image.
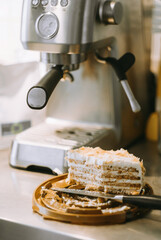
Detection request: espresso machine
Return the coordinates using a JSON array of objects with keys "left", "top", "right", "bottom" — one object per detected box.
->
[{"left": 10, "top": 0, "right": 153, "bottom": 173}]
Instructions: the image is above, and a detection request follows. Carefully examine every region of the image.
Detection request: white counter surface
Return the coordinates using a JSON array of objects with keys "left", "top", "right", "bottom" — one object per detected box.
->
[{"left": 0, "top": 141, "right": 161, "bottom": 240}]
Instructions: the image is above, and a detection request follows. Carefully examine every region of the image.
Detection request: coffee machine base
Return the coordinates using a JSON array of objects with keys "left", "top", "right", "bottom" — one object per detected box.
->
[{"left": 10, "top": 118, "right": 118, "bottom": 174}]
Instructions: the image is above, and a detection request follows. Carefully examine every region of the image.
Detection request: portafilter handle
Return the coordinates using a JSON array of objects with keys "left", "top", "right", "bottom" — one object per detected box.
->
[
  {"left": 27, "top": 66, "right": 63, "bottom": 110},
  {"left": 96, "top": 52, "right": 141, "bottom": 113}
]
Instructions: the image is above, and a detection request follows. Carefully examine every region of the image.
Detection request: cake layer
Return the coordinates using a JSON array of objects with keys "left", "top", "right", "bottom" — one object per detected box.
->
[
  {"left": 68, "top": 165, "right": 141, "bottom": 176},
  {"left": 68, "top": 173, "right": 142, "bottom": 187},
  {"left": 69, "top": 173, "right": 141, "bottom": 182},
  {"left": 68, "top": 159, "right": 141, "bottom": 172}
]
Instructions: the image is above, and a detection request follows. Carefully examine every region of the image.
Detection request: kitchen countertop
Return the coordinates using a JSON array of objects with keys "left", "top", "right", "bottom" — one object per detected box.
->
[{"left": 0, "top": 139, "right": 161, "bottom": 240}]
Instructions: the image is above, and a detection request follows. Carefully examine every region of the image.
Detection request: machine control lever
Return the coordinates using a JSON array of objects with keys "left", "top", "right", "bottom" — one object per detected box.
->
[
  {"left": 27, "top": 66, "right": 63, "bottom": 110},
  {"left": 96, "top": 52, "right": 141, "bottom": 113}
]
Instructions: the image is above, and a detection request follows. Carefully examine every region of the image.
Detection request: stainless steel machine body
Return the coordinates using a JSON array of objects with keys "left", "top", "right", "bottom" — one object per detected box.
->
[{"left": 10, "top": 0, "right": 153, "bottom": 173}]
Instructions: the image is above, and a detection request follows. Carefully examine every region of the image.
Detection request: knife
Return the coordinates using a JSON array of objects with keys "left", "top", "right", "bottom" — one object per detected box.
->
[{"left": 51, "top": 187, "right": 161, "bottom": 210}]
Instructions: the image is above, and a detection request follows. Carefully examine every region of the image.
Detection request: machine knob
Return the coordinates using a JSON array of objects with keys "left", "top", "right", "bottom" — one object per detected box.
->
[{"left": 99, "top": 1, "right": 123, "bottom": 25}]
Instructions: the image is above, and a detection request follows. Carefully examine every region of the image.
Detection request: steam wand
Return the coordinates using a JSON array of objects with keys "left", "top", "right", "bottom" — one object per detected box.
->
[{"left": 96, "top": 52, "right": 141, "bottom": 113}]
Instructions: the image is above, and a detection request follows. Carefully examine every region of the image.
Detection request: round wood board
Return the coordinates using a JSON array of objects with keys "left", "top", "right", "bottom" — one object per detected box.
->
[{"left": 32, "top": 174, "right": 152, "bottom": 225}]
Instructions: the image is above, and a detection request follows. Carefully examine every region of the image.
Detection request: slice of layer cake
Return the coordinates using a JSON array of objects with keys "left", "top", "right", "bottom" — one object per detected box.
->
[{"left": 65, "top": 147, "right": 145, "bottom": 195}]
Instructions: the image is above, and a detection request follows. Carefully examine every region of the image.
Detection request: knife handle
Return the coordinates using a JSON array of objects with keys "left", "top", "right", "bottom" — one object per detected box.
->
[{"left": 123, "top": 195, "right": 161, "bottom": 210}]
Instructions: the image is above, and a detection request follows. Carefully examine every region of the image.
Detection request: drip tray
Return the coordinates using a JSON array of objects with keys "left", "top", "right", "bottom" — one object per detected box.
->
[{"left": 10, "top": 119, "right": 112, "bottom": 174}]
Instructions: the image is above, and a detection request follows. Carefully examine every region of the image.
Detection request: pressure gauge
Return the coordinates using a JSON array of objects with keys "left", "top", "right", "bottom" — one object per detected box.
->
[{"left": 36, "top": 12, "right": 59, "bottom": 39}]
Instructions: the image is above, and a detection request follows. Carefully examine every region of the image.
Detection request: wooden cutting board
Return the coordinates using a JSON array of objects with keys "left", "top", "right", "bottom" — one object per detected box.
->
[{"left": 32, "top": 174, "right": 152, "bottom": 225}]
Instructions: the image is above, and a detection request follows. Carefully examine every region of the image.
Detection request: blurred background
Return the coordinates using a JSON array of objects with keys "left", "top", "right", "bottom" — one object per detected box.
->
[{"left": 0, "top": 0, "right": 46, "bottom": 149}]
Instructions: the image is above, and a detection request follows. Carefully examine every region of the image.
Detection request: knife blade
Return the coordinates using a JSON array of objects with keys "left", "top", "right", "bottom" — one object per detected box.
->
[{"left": 51, "top": 187, "right": 161, "bottom": 210}]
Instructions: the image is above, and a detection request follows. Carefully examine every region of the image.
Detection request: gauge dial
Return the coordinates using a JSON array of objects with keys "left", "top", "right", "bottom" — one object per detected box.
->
[{"left": 36, "top": 13, "right": 59, "bottom": 39}]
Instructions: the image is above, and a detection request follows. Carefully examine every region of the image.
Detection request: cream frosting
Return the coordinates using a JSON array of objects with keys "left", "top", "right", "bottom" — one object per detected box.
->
[{"left": 66, "top": 147, "right": 143, "bottom": 167}]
